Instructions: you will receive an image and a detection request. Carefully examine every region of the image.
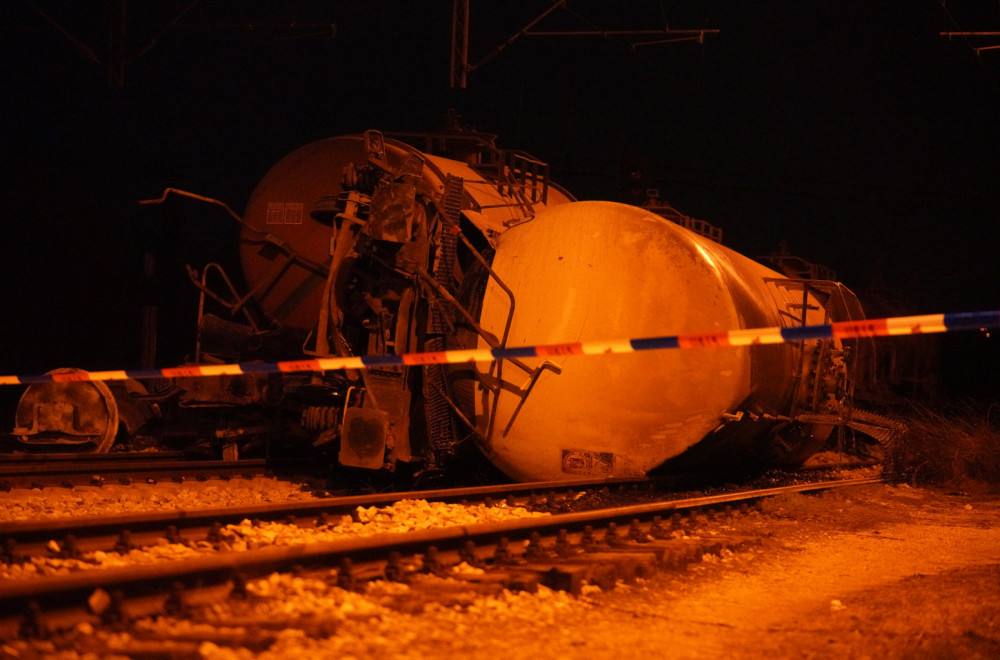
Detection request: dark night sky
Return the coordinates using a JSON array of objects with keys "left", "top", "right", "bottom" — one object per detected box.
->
[{"left": 2, "top": 1, "right": 999, "bottom": 397}]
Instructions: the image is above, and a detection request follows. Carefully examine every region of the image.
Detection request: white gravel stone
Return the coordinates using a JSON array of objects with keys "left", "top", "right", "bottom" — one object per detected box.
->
[{"left": 0, "top": 486, "right": 548, "bottom": 581}]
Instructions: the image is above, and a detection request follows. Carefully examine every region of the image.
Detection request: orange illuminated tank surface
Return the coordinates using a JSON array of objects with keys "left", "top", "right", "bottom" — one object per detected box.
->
[
  {"left": 13, "top": 130, "right": 871, "bottom": 484},
  {"left": 477, "top": 201, "right": 861, "bottom": 481}
]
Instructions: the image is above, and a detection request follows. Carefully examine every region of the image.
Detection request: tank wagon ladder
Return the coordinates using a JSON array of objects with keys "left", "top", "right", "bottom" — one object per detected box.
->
[
  {"left": 495, "top": 150, "right": 550, "bottom": 215},
  {"left": 422, "top": 174, "right": 465, "bottom": 471},
  {"left": 419, "top": 173, "right": 564, "bottom": 458}
]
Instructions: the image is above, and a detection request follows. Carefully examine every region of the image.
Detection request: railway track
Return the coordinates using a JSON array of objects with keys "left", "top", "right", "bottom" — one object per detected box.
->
[
  {"left": 0, "top": 476, "right": 654, "bottom": 553},
  {"left": 0, "top": 475, "right": 881, "bottom": 649},
  {"left": 0, "top": 451, "right": 315, "bottom": 490}
]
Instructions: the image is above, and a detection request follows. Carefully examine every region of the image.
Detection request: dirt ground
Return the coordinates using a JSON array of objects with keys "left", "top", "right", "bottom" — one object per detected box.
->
[
  {"left": 586, "top": 482, "right": 1000, "bottom": 660},
  {"left": 392, "top": 482, "right": 1000, "bottom": 660}
]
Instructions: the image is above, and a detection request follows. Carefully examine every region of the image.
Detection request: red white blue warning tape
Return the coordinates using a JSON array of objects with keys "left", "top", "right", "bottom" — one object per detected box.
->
[{"left": 1, "top": 310, "right": 997, "bottom": 386}]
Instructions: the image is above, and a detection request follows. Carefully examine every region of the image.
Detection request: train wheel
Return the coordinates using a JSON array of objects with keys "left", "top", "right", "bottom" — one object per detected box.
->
[{"left": 13, "top": 369, "right": 120, "bottom": 452}]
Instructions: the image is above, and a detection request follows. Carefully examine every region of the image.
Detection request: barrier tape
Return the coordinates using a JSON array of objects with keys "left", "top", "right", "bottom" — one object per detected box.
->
[{"left": 1, "top": 310, "right": 997, "bottom": 386}]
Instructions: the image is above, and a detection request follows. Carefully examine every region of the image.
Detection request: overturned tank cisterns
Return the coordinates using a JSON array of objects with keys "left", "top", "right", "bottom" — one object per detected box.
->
[{"left": 14, "top": 129, "right": 872, "bottom": 485}]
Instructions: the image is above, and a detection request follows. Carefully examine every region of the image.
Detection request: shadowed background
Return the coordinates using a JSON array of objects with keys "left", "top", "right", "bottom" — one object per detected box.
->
[{"left": 2, "top": 1, "right": 998, "bottom": 404}]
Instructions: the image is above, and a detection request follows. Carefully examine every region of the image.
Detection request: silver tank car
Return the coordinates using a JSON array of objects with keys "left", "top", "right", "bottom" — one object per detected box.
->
[
  {"left": 474, "top": 201, "right": 864, "bottom": 481},
  {"left": 231, "top": 130, "right": 866, "bottom": 480}
]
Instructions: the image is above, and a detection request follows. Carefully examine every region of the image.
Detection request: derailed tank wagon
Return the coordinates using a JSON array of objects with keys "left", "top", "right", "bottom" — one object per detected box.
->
[{"left": 13, "top": 129, "right": 877, "bottom": 482}]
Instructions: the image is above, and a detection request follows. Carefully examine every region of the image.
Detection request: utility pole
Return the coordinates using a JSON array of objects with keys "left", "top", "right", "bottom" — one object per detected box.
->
[
  {"left": 451, "top": 0, "right": 470, "bottom": 89},
  {"left": 109, "top": 0, "right": 126, "bottom": 87}
]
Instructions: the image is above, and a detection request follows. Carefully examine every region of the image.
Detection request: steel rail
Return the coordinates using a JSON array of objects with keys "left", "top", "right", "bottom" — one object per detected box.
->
[
  {"left": 0, "top": 453, "right": 281, "bottom": 489},
  {"left": 0, "top": 475, "right": 651, "bottom": 545}
]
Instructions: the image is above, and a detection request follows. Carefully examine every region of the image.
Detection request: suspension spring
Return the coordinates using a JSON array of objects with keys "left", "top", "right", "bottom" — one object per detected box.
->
[{"left": 302, "top": 406, "right": 340, "bottom": 431}]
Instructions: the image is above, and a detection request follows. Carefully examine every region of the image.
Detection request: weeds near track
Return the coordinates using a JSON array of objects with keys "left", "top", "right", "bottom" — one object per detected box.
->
[{"left": 884, "top": 402, "right": 1000, "bottom": 490}]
